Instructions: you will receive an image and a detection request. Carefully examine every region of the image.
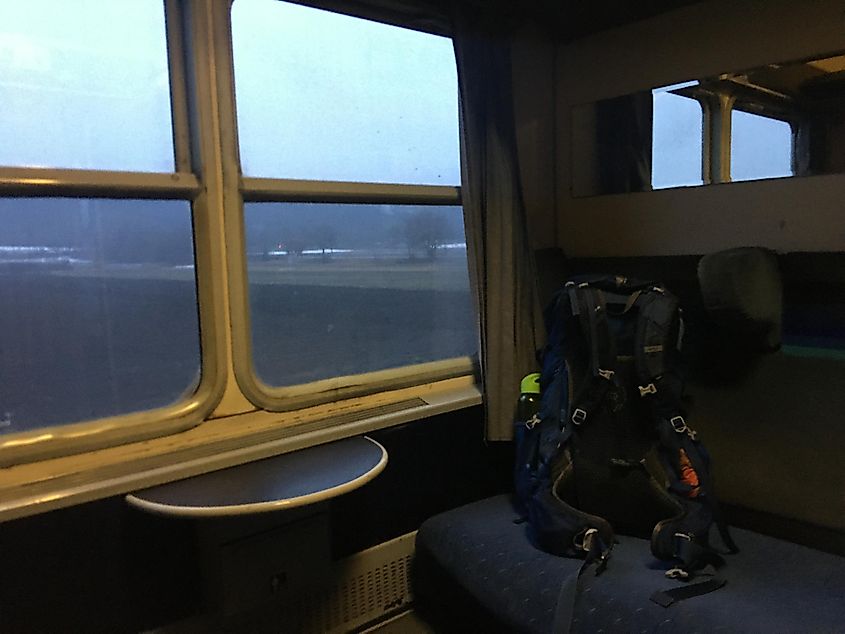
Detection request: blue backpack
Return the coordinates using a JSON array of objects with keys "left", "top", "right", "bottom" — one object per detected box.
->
[{"left": 514, "top": 275, "right": 737, "bottom": 586}]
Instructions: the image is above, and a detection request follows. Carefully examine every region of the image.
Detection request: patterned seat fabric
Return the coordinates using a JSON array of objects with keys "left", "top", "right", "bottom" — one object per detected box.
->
[{"left": 414, "top": 495, "right": 845, "bottom": 634}]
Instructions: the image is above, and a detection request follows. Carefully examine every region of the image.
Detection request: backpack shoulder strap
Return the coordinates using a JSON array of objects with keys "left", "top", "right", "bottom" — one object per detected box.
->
[
  {"left": 570, "top": 282, "right": 615, "bottom": 378},
  {"left": 568, "top": 282, "right": 617, "bottom": 426},
  {"left": 633, "top": 287, "right": 740, "bottom": 571},
  {"left": 633, "top": 285, "right": 681, "bottom": 401}
]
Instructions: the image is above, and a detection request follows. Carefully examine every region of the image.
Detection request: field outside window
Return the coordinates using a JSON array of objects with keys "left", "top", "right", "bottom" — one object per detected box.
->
[
  {"left": 0, "top": 199, "right": 200, "bottom": 435},
  {"left": 245, "top": 203, "right": 474, "bottom": 387}
]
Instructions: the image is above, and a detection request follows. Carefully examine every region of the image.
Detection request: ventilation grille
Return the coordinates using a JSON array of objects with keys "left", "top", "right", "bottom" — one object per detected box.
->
[
  {"left": 229, "top": 531, "right": 417, "bottom": 634},
  {"left": 155, "top": 532, "right": 418, "bottom": 634},
  {"left": 299, "top": 551, "right": 414, "bottom": 633}
]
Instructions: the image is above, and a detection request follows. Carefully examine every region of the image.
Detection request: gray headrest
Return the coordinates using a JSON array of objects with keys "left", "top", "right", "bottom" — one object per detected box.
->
[{"left": 697, "top": 247, "right": 783, "bottom": 351}]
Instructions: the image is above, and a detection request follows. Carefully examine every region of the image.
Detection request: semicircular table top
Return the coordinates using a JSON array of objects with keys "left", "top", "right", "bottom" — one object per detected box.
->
[{"left": 125, "top": 436, "right": 387, "bottom": 518}]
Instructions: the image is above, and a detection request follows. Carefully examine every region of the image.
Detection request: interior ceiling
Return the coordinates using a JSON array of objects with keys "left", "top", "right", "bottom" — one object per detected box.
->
[
  {"left": 523, "top": 0, "right": 704, "bottom": 40},
  {"left": 730, "top": 54, "right": 845, "bottom": 102}
]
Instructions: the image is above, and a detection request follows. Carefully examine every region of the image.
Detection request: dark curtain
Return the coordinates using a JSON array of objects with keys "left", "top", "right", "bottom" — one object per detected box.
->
[
  {"left": 596, "top": 92, "right": 653, "bottom": 194},
  {"left": 452, "top": 7, "right": 543, "bottom": 440}
]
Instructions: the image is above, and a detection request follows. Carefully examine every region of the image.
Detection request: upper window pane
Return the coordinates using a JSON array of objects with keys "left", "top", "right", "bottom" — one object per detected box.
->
[
  {"left": 731, "top": 110, "right": 793, "bottom": 182},
  {"left": 0, "top": 0, "right": 174, "bottom": 172},
  {"left": 245, "top": 203, "right": 475, "bottom": 387},
  {"left": 231, "top": 0, "right": 460, "bottom": 185},
  {"left": 652, "top": 90, "right": 703, "bottom": 190},
  {"left": 0, "top": 198, "right": 200, "bottom": 433}
]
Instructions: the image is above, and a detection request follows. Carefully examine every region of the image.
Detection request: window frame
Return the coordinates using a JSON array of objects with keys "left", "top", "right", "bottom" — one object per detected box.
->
[
  {"left": 0, "top": 0, "right": 229, "bottom": 466},
  {"left": 219, "top": 0, "right": 476, "bottom": 412},
  {"left": 0, "top": 0, "right": 478, "bottom": 484}
]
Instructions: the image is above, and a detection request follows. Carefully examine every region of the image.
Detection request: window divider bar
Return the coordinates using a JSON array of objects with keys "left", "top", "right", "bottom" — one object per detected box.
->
[
  {"left": 165, "top": 0, "right": 194, "bottom": 174},
  {"left": 241, "top": 176, "right": 462, "bottom": 205},
  {"left": 0, "top": 167, "right": 201, "bottom": 199}
]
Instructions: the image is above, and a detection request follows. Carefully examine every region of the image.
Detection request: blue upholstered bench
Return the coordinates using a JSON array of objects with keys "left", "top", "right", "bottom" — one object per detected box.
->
[{"left": 413, "top": 494, "right": 845, "bottom": 633}]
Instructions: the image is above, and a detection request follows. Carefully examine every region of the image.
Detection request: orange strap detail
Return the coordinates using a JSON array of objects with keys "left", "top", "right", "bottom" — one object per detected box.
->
[{"left": 678, "top": 449, "right": 700, "bottom": 498}]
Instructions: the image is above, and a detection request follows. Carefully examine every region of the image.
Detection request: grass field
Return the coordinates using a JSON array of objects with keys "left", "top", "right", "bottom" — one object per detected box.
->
[{"left": 1, "top": 254, "right": 476, "bottom": 433}]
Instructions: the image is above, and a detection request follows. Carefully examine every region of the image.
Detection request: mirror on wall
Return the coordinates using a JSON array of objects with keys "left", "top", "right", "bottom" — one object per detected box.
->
[{"left": 571, "top": 52, "right": 845, "bottom": 197}]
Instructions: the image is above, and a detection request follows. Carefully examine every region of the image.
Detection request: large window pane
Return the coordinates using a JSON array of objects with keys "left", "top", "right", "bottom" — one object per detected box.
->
[
  {"left": 731, "top": 110, "right": 793, "bottom": 182},
  {"left": 245, "top": 203, "right": 475, "bottom": 386},
  {"left": 0, "top": 0, "right": 174, "bottom": 172},
  {"left": 231, "top": 0, "right": 460, "bottom": 185},
  {"left": 0, "top": 199, "right": 200, "bottom": 433},
  {"left": 652, "top": 90, "right": 703, "bottom": 189}
]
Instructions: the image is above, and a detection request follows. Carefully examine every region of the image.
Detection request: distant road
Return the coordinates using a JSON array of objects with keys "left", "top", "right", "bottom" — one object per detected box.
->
[{"left": 7, "top": 251, "right": 472, "bottom": 292}]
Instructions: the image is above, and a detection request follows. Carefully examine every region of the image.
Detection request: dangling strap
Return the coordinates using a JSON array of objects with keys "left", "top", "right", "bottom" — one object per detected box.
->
[
  {"left": 650, "top": 577, "right": 727, "bottom": 608},
  {"left": 651, "top": 530, "right": 728, "bottom": 607},
  {"left": 551, "top": 528, "right": 612, "bottom": 633}
]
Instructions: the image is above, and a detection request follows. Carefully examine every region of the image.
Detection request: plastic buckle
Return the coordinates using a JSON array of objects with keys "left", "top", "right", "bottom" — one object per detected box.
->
[
  {"left": 670, "top": 416, "right": 688, "bottom": 433},
  {"left": 665, "top": 567, "right": 690, "bottom": 580},
  {"left": 652, "top": 286, "right": 665, "bottom": 294},
  {"left": 525, "top": 414, "right": 542, "bottom": 430},
  {"left": 597, "top": 368, "right": 615, "bottom": 380},
  {"left": 573, "top": 527, "right": 598, "bottom": 552},
  {"left": 638, "top": 383, "right": 657, "bottom": 397},
  {"left": 571, "top": 408, "right": 587, "bottom": 425}
]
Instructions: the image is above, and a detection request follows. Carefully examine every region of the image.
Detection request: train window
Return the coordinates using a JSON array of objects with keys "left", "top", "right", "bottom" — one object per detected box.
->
[
  {"left": 244, "top": 203, "right": 474, "bottom": 387},
  {"left": 0, "top": 198, "right": 200, "bottom": 436},
  {"left": 651, "top": 88, "right": 704, "bottom": 190},
  {"left": 0, "top": 0, "right": 222, "bottom": 466},
  {"left": 0, "top": 0, "right": 174, "bottom": 172},
  {"left": 230, "top": 0, "right": 474, "bottom": 405},
  {"left": 0, "top": 0, "right": 472, "bottom": 472},
  {"left": 230, "top": 0, "right": 460, "bottom": 186},
  {"left": 730, "top": 110, "right": 793, "bottom": 182}
]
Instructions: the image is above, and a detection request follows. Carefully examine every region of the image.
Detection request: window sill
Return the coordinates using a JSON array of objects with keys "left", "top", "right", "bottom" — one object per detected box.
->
[{"left": 0, "top": 376, "right": 480, "bottom": 522}]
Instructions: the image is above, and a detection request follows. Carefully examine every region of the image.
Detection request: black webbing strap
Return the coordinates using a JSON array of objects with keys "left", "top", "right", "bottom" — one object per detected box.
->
[
  {"left": 571, "top": 285, "right": 615, "bottom": 376},
  {"left": 573, "top": 286, "right": 599, "bottom": 374},
  {"left": 568, "top": 285, "right": 616, "bottom": 426},
  {"left": 650, "top": 577, "right": 727, "bottom": 608},
  {"left": 590, "top": 290, "right": 615, "bottom": 375},
  {"left": 551, "top": 532, "right": 611, "bottom": 633},
  {"left": 713, "top": 505, "right": 740, "bottom": 554},
  {"left": 551, "top": 559, "right": 589, "bottom": 634}
]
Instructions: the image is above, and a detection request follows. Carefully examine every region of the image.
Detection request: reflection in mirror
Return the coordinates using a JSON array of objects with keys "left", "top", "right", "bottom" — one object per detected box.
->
[{"left": 571, "top": 52, "right": 845, "bottom": 197}]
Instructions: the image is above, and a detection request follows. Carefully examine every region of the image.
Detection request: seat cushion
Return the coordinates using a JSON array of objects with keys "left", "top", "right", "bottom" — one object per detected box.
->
[{"left": 414, "top": 494, "right": 844, "bottom": 633}]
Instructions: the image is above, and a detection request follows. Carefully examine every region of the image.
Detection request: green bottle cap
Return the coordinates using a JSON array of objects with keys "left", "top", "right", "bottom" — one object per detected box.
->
[{"left": 520, "top": 372, "right": 541, "bottom": 394}]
